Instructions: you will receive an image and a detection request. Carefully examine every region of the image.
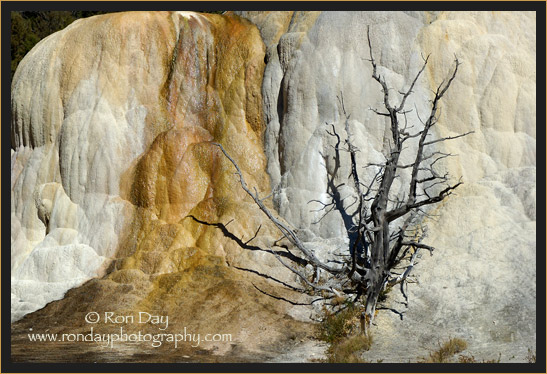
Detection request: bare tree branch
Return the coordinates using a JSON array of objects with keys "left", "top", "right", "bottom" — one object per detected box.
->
[
  {"left": 396, "top": 54, "right": 430, "bottom": 112},
  {"left": 233, "top": 266, "right": 306, "bottom": 292},
  {"left": 212, "top": 142, "right": 344, "bottom": 275},
  {"left": 244, "top": 224, "right": 262, "bottom": 245},
  {"left": 187, "top": 215, "right": 308, "bottom": 266},
  {"left": 268, "top": 248, "right": 344, "bottom": 295},
  {"left": 423, "top": 131, "right": 474, "bottom": 146},
  {"left": 206, "top": 27, "right": 471, "bottom": 335},
  {"left": 252, "top": 284, "right": 319, "bottom": 306}
]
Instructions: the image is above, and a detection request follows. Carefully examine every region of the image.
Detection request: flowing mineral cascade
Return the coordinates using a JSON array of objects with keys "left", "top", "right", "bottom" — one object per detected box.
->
[
  {"left": 11, "top": 11, "right": 282, "bottom": 328},
  {"left": 11, "top": 11, "right": 536, "bottom": 362}
]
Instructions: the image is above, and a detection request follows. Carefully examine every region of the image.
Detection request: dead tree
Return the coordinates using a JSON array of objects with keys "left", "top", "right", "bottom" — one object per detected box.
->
[{"left": 211, "top": 27, "right": 472, "bottom": 334}]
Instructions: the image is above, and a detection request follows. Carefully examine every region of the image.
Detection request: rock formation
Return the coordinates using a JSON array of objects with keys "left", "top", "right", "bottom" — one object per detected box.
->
[
  {"left": 11, "top": 12, "right": 305, "bottom": 359},
  {"left": 236, "top": 10, "right": 537, "bottom": 361},
  {"left": 11, "top": 11, "right": 536, "bottom": 362}
]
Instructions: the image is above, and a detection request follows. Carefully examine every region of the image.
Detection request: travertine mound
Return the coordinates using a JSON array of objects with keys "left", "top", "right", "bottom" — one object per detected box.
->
[
  {"left": 11, "top": 13, "right": 301, "bottom": 353},
  {"left": 236, "top": 10, "right": 536, "bottom": 361},
  {"left": 11, "top": 11, "right": 536, "bottom": 362}
]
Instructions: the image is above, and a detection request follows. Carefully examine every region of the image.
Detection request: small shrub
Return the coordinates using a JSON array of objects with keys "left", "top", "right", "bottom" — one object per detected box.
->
[
  {"left": 318, "top": 303, "right": 372, "bottom": 363},
  {"left": 326, "top": 334, "right": 373, "bottom": 363},
  {"left": 318, "top": 304, "right": 361, "bottom": 344},
  {"left": 420, "top": 337, "right": 468, "bottom": 363}
]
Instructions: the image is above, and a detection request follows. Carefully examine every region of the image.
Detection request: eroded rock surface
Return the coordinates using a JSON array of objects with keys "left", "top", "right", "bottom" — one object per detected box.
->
[
  {"left": 11, "top": 12, "right": 311, "bottom": 357},
  {"left": 236, "top": 10, "right": 536, "bottom": 361},
  {"left": 11, "top": 11, "right": 536, "bottom": 362}
]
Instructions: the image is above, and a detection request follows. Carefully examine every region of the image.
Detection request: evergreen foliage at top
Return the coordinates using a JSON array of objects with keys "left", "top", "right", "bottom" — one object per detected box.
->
[{"left": 11, "top": 11, "right": 113, "bottom": 80}]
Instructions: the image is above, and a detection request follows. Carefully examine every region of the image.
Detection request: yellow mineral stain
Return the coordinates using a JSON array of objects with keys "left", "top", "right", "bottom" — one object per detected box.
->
[
  {"left": 113, "top": 11, "right": 275, "bottom": 315},
  {"left": 11, "top": 12, "right": 304, "bottom": 356}
]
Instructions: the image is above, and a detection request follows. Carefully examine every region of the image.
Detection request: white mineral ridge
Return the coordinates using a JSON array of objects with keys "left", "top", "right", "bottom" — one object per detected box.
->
[
  {"left": 236, "top": 11, "right": 536, "bottom": 360},
  {"left": 10, "top": 14, "right": 150, "bottom": 321}
]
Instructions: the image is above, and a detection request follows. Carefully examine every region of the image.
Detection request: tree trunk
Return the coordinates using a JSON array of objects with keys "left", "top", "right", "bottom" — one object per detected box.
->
[{"left": 362, "top": 267, "right": 386, "bottom": 334}]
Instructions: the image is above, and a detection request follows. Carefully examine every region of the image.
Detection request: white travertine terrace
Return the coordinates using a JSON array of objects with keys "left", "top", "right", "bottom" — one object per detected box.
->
[
  {"left": 237, "top": 10, "right": 536, "bottom": 360},
  {"left": 11, "top": 11, "right": 535, "bottom": 361}
]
